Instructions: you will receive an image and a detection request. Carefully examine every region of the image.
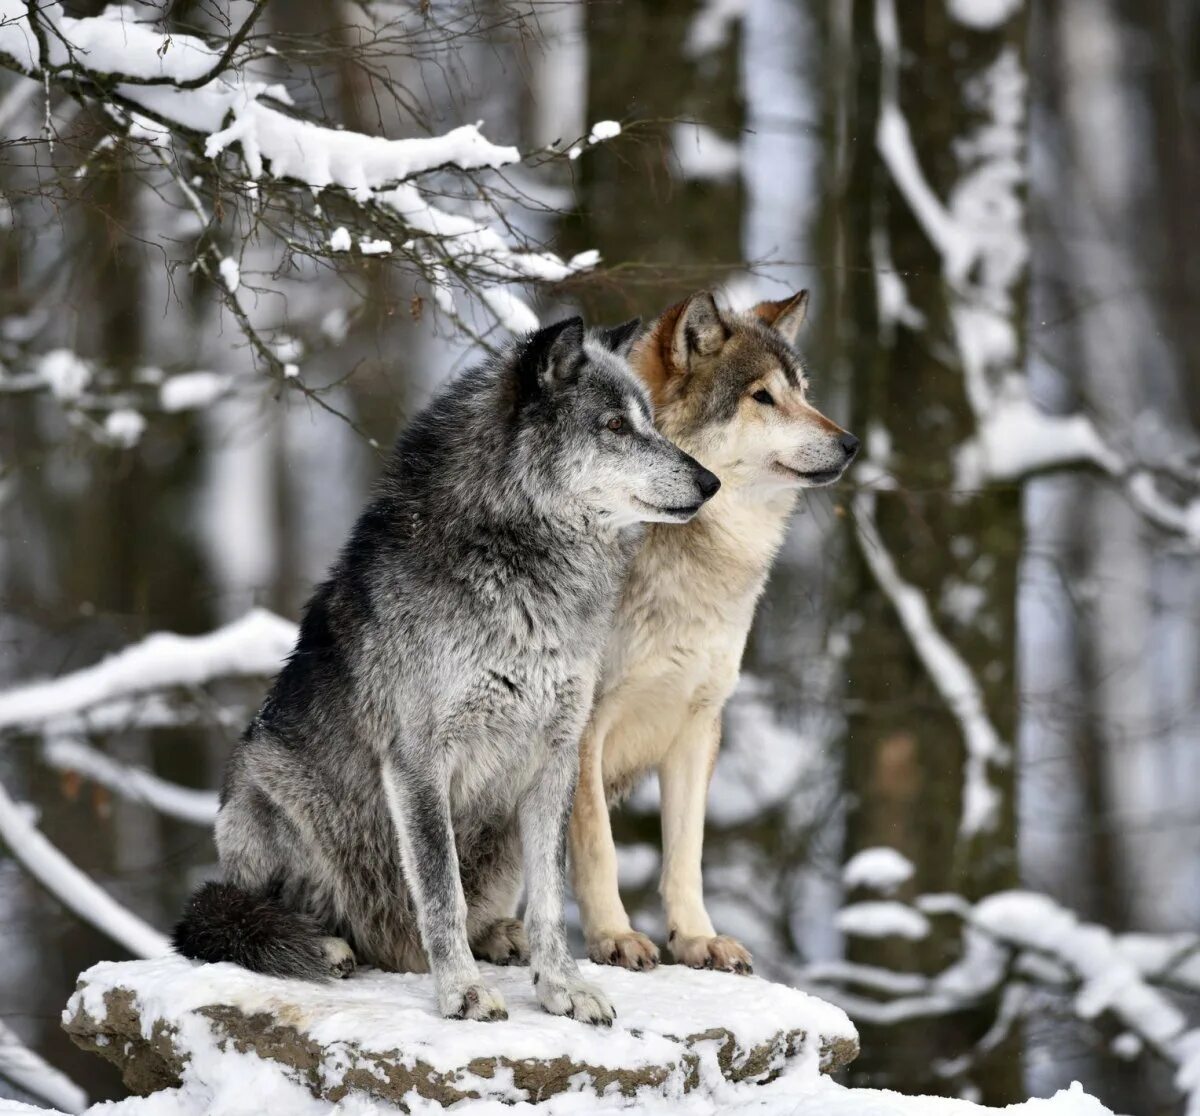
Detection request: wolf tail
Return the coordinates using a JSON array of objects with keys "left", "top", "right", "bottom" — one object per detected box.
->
[{"left": 172, "top": 881, "right": 333, "bottom": 981}]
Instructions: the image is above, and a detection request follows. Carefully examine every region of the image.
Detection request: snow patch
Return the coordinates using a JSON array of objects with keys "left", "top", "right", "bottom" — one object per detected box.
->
[
  {"left": 103, "top": 409, "right": 146, "bottom": 448},
  {"left": 947, "top": 0, "right": 1022, "bottom": 29},
  {"left": 328, "top": 226, "right": 351, "bottom": 252},
  {"left": 217, "top": 256, "right": 240, "bottom": 293},
  {"left": 686, "top": 0, "right": 749, "bottom": 57},
  {"left": 672, "top": 123, "right": 741, "bottom": 183},
  {"left": 481, "top": 287, "right": 539, "bottom": 335},
  {"left": 587, "top": 119, "right": 621, "bottom": 143},
  {"left": 837, "top": 902, "right": 931, "bottom": 941},
  {"left": 38, "top": 349, "right": 91, "bottom": 401},
  {"left": 159, "top": 371, "right": 230, "bottom": 412},
  {"left": 843, "top": 848, "right": 914, "bottom": 895}
]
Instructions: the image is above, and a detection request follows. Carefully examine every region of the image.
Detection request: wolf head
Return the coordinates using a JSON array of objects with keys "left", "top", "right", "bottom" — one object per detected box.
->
[
  {"left": 627, "top": 291, "right": 859, "bottom": 495},
  {"left": 511, "top": 316, "right": 720, "bottom": 526}
]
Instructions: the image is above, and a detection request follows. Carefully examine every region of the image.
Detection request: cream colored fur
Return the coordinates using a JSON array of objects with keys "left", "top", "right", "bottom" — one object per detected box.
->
[{"left": 569, "top": 291, "right": 856, "bottom": 973}]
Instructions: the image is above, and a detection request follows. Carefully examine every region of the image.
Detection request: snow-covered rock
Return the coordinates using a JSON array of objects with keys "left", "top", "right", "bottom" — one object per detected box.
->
[{"left": 63, "top": 957, "right": 858, "bottom": 1108}]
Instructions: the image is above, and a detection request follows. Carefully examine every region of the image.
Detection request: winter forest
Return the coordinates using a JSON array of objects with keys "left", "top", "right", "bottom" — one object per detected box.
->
[{"left": 0, "top": 0, "right": 1198, "bottom": 1113}]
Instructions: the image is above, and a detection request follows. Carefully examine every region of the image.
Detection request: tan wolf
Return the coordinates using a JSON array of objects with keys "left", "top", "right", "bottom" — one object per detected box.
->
[{"left": 569, "top": 290, "right": 859, "bottom": 973}]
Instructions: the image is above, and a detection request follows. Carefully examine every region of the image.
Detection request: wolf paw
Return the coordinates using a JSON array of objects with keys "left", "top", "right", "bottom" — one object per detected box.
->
[
  {"left": 319, "top": 936, "right": 357, "bottom": 979},
  {"left": 668, "top": 932, "right": 753, "bottom": 974},
  {"left": 536, "top": 974, "right": 615, "bottom": 1026},
  {"left": 587, "top": 930, "right": 659, "bottom": 971},
  {"left": 471, "top": 918, "right": 530, "bottom": 966},
  {"left": 440, "top": 980, "right": 508, "bottom": 1022}
]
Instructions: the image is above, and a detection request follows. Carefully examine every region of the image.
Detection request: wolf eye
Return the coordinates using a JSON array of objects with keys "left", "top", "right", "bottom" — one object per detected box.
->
[
  {"left": 606, "top": 416, "right": 625, "bottom": 433},
  {"left": 752, "top": 389, "right": 775, "bottom": 406}
]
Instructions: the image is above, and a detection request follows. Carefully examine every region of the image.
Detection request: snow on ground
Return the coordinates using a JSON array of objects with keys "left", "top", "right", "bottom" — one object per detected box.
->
[{"left": 0, "top": 1070, "right": 1114, "bottom": 1115}]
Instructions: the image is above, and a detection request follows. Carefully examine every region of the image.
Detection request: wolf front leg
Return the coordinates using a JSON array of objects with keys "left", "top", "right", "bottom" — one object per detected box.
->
[
  {"left": 659, "top": 713, "right": 753, "bottom": 974},
  {"left": 522, "top": 722, "right": 615, "bottom": 1025},
  {"left": 569, "top": 715, "right": 661, "bottom": 970},
  {"left": 382, "top": 751, "right": 507, "bottom": 1021}
]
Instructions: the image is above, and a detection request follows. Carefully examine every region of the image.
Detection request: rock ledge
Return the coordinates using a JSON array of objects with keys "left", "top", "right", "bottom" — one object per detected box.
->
[{"left": 64, "top": 957, "right": 858, "bottom": 1107}]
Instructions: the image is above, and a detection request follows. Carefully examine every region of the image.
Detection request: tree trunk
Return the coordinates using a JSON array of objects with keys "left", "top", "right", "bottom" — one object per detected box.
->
[{"left": 824, "top": 0, "right": 1028, "bottom": 1101}]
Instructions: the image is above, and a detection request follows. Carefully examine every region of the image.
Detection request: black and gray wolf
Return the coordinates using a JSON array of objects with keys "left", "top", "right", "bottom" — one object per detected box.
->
[
  {"left": 173, "top": 316, "right": 720, "bottom": 1024},
  {"left": 569, "top": 290, "right": 858, "bottom": 974}
]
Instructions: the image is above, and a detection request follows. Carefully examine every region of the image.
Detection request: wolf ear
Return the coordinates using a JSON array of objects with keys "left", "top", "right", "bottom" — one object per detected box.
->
[
  {"left": 597, "top": 317, "right": 642, "bottom": 357},
  {"left": 670, "top": 291, "right": 728, "bottom": 370},
  {"left": 516, "top": 316, "right": 585, "bottom": 396},
  {"left": 752, "top": 289, "right": 809, "bottom": 346}
]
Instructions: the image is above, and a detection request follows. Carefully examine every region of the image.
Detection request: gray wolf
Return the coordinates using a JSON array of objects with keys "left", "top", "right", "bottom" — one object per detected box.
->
[
  {"left": 568, "top": 290, "right": 858, "bottom": 974},
  {"left": 173, "top": 316, "right": 720, "bottom": 1024}
]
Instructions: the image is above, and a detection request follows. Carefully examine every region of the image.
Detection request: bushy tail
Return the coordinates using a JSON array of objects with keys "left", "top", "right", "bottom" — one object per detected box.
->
[{"left": 172, "top": 881, "right": 333, "bottom": 981}]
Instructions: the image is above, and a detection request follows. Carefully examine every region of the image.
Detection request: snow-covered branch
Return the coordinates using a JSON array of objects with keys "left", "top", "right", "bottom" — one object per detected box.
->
[
  {"left": 873, "top": 0, "right": 1200, "bottom": 543},
  {"left": 0, "top": 1, "right": 620, "bottom": 439},
  {"left": 0, "top": 1019, "right": 87, "bottom": 1113},
  {"left": 0, "top": 774, "right": 169, "bottom": 958},
  {"left": 853, "top": 489, "right": 1010, "bottom": 836},
  {"left": 803, "top": 863, "right": 1200, "bottom": 1108},
  {"left": 0, "top": 608, "right": 296, "bottom": 733},
  {"left": 40, "top": 736, "right": 218, "bottom": 826}
]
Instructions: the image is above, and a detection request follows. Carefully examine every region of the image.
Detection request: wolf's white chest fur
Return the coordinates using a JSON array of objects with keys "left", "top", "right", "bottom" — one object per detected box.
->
[{"left": 595, "top": 489, "right": 794, "bottom": 785}]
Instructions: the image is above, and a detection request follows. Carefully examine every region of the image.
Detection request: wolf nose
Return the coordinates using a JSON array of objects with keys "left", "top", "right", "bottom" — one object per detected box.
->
[
  {"left": 839, "top": 432, "right": 861, "bottom": 460},
  {"left": 695, "top": 467, "right": 721, "bottom": 501}
]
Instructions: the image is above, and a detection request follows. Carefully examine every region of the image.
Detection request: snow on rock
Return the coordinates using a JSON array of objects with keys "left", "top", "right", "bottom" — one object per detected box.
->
[
  {"left": 837, "top": 902, "right": 931, "bottom": 942},
  {"left": 843, "top": 848, "right": 915, "bottom": 895},
  {"left": 63, "top": 956, "right": 859, "bottom": 1108}
]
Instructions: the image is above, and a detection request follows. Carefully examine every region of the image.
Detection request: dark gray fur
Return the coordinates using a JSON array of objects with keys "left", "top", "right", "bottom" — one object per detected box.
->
[{"left": 173, "top": 317, "right": 718, "bottom": 1024}]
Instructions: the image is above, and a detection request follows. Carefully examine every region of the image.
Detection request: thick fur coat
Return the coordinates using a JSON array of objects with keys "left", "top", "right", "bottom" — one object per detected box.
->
[
  {"left": 173, "top": 317, "right": 718, "bottom": 1024},
  {"left": 569, "top": 291, "right": 858, "bottom": 973}
]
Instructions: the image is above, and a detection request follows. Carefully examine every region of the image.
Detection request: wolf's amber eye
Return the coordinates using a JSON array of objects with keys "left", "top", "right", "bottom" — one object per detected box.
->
[
  {"left": 606, "top": 416, "right": 625, "bottom": 433},
  {"left": 752, "top": 389, "right": 775, "bottom": 406}
]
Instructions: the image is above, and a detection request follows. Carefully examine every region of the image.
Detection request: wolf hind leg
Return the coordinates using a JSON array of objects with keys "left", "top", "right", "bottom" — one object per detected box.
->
[{"left": 466, "top": 826, "right": 529, "bottom": 966}]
